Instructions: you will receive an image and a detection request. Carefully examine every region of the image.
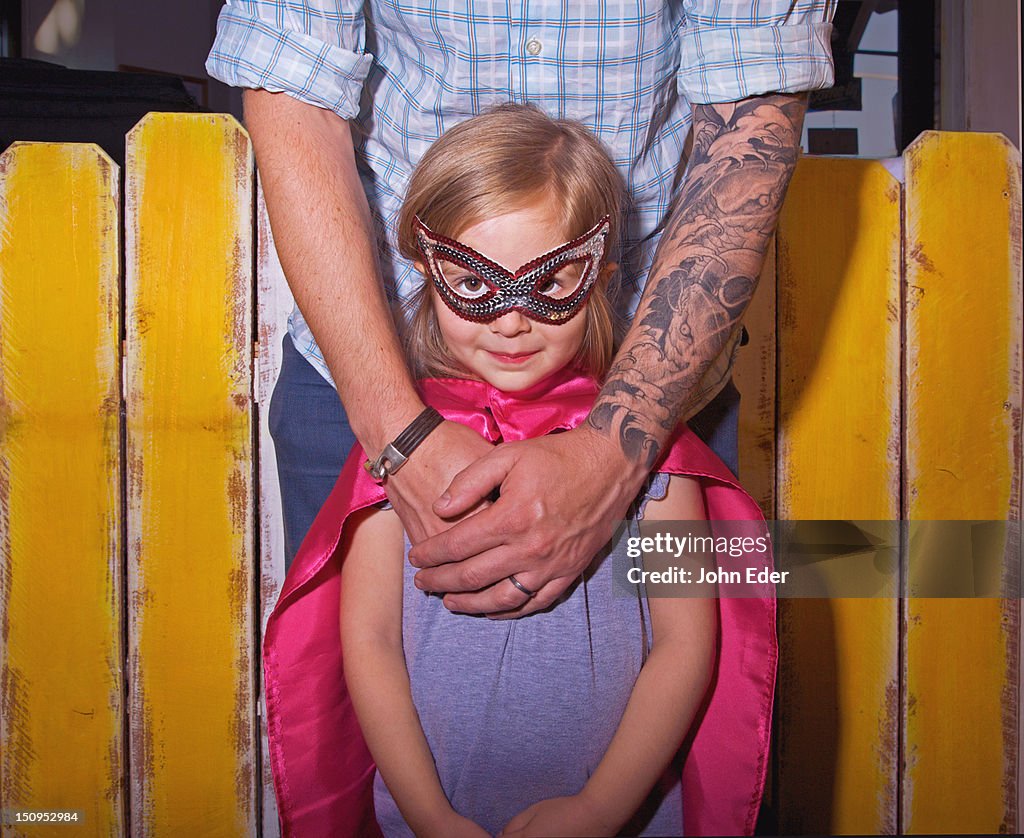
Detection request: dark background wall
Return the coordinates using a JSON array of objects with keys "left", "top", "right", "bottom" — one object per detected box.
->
[{"left": 15, "top": 0, "right": 242, "bottom": 117}]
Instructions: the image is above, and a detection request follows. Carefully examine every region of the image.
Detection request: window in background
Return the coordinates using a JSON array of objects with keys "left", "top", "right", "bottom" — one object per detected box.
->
[{"left": 804, "top": 0, "right": 903, "bottom": 158}]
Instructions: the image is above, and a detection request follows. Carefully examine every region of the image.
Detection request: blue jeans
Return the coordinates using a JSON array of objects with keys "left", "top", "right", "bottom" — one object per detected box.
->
[
  {"left": 687, "top": 378, "right": 741, "bottom": 478},
  {"left": 269, "top": 336, "right": 741, "bottom": 570},
  {"left": 268, "top": 336, "right": 357, "bottom": 569}
]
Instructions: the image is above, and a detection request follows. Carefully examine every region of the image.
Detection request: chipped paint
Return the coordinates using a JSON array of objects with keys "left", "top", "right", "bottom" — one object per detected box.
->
[
  {"left": 227, "top": 468, "right": 250, "bottom": 531},
  {"left": 734, "top": 235, "right": 776, "bottom": 515},
  {"left": 908, "top": 243, "right": 937, "bottom": 274},
  {"left": 1000, "top": 596, "right": 1020, "bottom": 830},
  {"left": 1, "top": 668, "right": 35, "bottom": 808},
  {"left": 877, "top": 679, "right": 899, "bottom": 836},
  {"left": 254, "top": 180, "right": 294, "bottom": 838}
]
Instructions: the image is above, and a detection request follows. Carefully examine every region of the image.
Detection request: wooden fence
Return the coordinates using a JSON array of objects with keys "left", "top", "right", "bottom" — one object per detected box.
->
[{"left": 0, "top": 114, "right": 1020, "bottom": 836}]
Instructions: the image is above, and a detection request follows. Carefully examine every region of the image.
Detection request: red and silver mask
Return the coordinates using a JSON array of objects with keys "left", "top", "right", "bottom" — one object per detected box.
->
[{"left": 413, "top": 215, "right": 611, "bottom": 324}]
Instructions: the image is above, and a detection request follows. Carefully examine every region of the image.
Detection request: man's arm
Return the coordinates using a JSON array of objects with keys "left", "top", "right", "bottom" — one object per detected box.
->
[
  {"left": 246, "top": 89, "right": 416, "bottom": 452},
  {"left": 245, "top": 89, "right": 492, "bottom": 538},
  {"left": 411, "top": 93, "right": 807, "bottom": 615},
  {"left": 588, "top": 93, "right": 807, "bottom": 466}
]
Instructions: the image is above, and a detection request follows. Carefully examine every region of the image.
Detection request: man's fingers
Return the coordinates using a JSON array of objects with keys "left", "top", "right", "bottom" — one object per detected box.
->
[
  {"left": 408, "top": 505, "right": 510, "bottom": 568},
  {"left": 434, "top": 446, "right": 517, "bottom": 517},
  {"left": 442, "top": 575, "right": 565, "bottom": 617},
  {"left": 483, "top": 579, "right": 564, "bottom": 620},
  {"left": 413, "top": 546, "right": 521, "bottom": 594}
]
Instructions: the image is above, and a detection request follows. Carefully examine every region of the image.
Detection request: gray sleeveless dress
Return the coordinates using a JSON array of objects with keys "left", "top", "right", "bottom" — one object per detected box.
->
[{"left": 373, "top": 474, "right": 683, "bottom": 837}]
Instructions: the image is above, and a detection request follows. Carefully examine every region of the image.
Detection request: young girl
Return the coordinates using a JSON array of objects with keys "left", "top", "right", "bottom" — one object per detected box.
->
[{"left": 260, "top": 106, "right": 776, "bottom": 838}]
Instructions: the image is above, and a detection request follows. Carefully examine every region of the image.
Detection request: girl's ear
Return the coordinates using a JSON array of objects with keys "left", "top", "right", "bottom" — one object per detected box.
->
[
  {"left": 599, "top": 262, "right": 618, "bottom": 283},
  {"left": 414, "top": 260, "right": 427, "bottom": 276}
]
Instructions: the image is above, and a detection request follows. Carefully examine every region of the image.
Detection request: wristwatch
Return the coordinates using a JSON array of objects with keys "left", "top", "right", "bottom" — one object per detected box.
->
[{"left": 364, "top": 406, "right": 445, "bottom": 484}]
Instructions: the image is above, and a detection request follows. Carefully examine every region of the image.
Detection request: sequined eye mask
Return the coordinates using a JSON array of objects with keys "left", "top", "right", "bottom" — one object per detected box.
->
[{"left": 413, "top": 215, "right": 610, "bottom": 324}]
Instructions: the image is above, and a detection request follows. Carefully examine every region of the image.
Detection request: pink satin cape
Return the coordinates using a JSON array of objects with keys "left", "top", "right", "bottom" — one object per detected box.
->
[{"left": 262, "top": 372, "right": 776, "bottom": 837}]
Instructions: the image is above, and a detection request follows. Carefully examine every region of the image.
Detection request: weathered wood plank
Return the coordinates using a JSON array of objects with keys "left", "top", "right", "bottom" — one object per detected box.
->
[
  {"left": 902, "top": 130, "right": 1022, "bottom": 835},
  {"left": 0, "top": 143, "right": 124, "bottom": 834},
  {"left": 125, "top": 114, "right": 256, "bottom": 836},
  {"left": 775, "top": 157, "right": 902, "bottom": 835},
  {"left": 735, "top": 236, "right": 776, "bottom": 516},
  {"left": 255, "top": 180, "right": 292, "bottom": 838}
]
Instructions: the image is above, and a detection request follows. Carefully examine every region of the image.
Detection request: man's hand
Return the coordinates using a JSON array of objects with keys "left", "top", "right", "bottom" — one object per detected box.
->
[
  {"left": 408, "top": 424, "right": 648, "bottom": 617},
  {"left": 384, "top": 420, "right": 495, "bottom": 543}
]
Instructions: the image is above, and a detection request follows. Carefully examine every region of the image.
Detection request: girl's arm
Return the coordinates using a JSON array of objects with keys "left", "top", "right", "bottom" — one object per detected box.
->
[
  {"left": 500, "top": 476, "right": 716, "bottom": 838},
  {"left": 340, "top": 508, "right": 487, "bottom": 838}
]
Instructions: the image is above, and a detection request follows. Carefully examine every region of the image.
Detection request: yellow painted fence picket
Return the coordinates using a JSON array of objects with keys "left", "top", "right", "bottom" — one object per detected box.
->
[
  {"left": 901, "top": 132, "right": 1022, "bottom": 835},
  {"left": 124, "top": 114, "right": 256, "bottom": 837},
  {"left": 0, "top": 143, "right": 123, "bottom": 836},
  {"left": 775, "top": 157, "right": 903, "bottom": 835},
  {"left": 0, "top": 118, "right": 1020, "bottom": 836}
]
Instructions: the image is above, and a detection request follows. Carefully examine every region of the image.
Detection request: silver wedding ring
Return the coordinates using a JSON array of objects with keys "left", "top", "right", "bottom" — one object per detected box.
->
[{"left": 507, "top": 574, "right": 536, "bottom": 598}]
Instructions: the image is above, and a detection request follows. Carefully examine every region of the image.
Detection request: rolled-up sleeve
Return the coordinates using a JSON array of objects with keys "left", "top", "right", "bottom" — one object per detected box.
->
[
  {"left": 205, "top": 0, "right": 372, "bottom": 118},
  {"left": 678, "top": 0, "right": 837, "bottom": 104}
]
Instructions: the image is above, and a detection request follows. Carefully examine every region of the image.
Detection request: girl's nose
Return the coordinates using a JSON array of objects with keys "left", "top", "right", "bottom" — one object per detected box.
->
[{"left": 490, "top": 309, "right": 531, "bottom": 337}]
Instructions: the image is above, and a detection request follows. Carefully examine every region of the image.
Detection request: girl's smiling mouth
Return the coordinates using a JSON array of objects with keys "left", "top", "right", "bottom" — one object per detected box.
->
[{"left": 486, "top": 350, "right": 539, "bottom": 364}]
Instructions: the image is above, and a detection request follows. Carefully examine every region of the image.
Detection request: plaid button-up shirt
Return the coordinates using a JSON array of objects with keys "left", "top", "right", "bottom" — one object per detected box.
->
[{"left": 207, "top": 0, "right": 835, "bottom": 394}]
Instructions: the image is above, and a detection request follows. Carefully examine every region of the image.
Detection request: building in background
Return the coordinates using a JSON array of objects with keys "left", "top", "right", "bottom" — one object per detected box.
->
[{"left": 803, "top": 0, "right": 1019, "bottom": 157}]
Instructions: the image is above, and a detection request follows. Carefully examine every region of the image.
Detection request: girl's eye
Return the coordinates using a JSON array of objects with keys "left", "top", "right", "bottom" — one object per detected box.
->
[
  {"left": 536, "top": 261, "right": 585, "bottom": 299},
  {"left": 453, "top": 276, "right": 489, "bottom": 299},
  {"left": 538, "top": 272, "right": 580, "bottom": 299}
]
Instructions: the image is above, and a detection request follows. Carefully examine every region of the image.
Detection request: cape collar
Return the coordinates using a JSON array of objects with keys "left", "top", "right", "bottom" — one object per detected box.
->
[{"left": 418, "top": 368, "right": 600, "bottom": 443}]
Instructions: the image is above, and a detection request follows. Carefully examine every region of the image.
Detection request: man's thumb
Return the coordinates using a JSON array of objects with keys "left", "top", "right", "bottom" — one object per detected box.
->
[{"left": 434, "top": 448, "right": 513, "bottom": 516}]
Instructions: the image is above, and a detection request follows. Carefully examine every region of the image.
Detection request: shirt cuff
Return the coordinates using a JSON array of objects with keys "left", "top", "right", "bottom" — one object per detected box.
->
[
  {"left": 205, "top": 4, "right": 372, "bottom": 119},
  {"left": 678, "top": 22, "right": 835, "bottom": 104}
]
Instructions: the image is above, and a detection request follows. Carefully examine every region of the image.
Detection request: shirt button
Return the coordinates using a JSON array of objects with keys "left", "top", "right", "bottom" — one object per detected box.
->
[{"left": 525, "top": 38, "right": 542, "bottom": 56}]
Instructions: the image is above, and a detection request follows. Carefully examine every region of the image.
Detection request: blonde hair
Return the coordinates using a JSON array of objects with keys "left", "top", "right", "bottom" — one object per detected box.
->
[{"left": 396, "top": 103, "right": 625, "bottom": 380}]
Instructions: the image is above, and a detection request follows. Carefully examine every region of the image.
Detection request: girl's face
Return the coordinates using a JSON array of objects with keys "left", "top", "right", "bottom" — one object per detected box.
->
[{"left": 424, "top": 202, "right": 590, "bottom": 392}]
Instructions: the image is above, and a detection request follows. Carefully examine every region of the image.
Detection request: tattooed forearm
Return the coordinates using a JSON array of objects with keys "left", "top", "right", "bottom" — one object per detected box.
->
[{"left": 588, "top": 93, "right": 808, "bottom": 468}]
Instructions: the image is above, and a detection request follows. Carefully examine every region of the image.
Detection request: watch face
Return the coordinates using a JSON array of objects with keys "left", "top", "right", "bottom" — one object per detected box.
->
[{"left": 414, "top": 215, "right": 610, "bottom": 324}]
